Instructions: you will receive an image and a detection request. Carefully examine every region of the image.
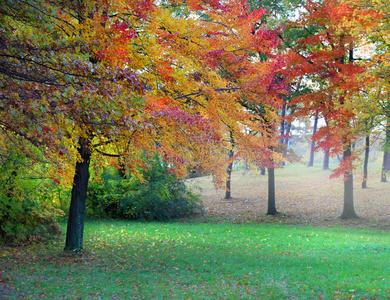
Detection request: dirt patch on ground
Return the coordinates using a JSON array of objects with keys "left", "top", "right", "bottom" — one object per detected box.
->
[{"left": 188, "top": 166, "right": 390, "bottom": 230}]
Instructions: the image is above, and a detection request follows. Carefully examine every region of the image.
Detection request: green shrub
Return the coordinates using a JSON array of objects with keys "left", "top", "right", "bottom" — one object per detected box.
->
[
  {"left": 0, "top": 153, "right": 64, "bottom": 244},
  {"left": 0, "top": 199, "right": 64, "bottom": 243},
  {"left": 87, "top": 157, "right": 203, "bottom": 221}
]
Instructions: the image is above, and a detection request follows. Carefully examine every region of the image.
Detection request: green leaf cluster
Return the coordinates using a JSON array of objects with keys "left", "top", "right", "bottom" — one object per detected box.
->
[
  {"left": 0, "top": 151, "right": 64, "bottom": 243},
  {"left": 87, "top": 156, "right": 203, "bottom": 221}
]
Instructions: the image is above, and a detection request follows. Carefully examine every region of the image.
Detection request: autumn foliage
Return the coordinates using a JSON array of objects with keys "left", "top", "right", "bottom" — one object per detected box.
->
[
  {"left": 283, "top": 0, "right": 378, "bottom": 181},
  {"left": 1, "top": 0, "right": 289, "bottom": 248},
  {"left": 1, "top": 0, "right": 389, "bottom": 246}
]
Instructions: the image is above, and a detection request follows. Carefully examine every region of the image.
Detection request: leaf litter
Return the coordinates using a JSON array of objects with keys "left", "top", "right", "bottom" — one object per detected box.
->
[
  {"left": 1, "top": 165, "right": 390, "bottom": 299},
  {"left": 188, "top": 165, "right": 390, "bottom": 230}
]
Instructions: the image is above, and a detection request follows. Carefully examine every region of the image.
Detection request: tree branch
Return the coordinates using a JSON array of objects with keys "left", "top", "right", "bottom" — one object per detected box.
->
[{"left": 173, "top": 87, "right": 241, "bottom": 100}]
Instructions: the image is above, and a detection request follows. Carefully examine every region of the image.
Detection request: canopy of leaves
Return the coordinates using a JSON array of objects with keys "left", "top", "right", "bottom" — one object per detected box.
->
[
  {"left": 284, "top": 0, "right": 372, "bottom": 176},
  {"left": 0, "top": 0, "right": 287, "bottom": 187}
]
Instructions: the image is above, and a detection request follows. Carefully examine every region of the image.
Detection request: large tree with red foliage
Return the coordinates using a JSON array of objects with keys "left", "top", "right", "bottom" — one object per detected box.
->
[{"left": 284, "top": 0, "right": 370, "bottom": 218}]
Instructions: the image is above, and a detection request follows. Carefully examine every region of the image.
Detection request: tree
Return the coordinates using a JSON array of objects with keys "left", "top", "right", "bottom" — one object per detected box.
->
[
  {"left": 1, "top": 0, "right": 153, "bottom": 249},
  {"left": 285, "top": 0, "right": 369, "bottom": 218},
  {"left": 1, "top": 0, "right": 286, "bottom": 249},
  {"left": 342, "top": 0, "right": 390, "bottom": 183},
  {"left": 0, "top": 0, "right": 220, "bottom": 250}
]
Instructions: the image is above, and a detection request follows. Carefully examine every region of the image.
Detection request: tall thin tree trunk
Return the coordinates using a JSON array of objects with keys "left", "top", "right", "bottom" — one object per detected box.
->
[
  {"left": 283, "top": 106, "right": 293, "bottom": 146},
  {"left": 284, "top": 121, "right": 291, "bottom": 146},
  {"left": 225, "top": 159, "right": 233, "bottom": 199},
  {"left": 338, "top": 51, "right": 358, "bottom": 218},
  {"left": 280, "top": 104, "right": 286, "bottom": 137},
  {"left": 279, "top": 105, "right": 287, "bottom": 166},
  {"left": 340, "top": 142, "right": 358, "bottom": 219},
  {"left": 381, "top": 125, "right": 390, "bottom": 182},
  {"left": 225, "top": 131, "right": 234, "bottom": 199},
  {"left": 323, "top": 150, "right": 330, "bottom": 170},
  {"left": 266, "top": 167, "right": 278, "bottom": 215},
  {"left": 382, "top": 152, "right": 389, "bottom": 182},
  {"left": 362, "top": 135, "right": 369, "bottom": 189},
  {"left": 322, "top": 117, "right": 330, "bottom": 170},
  {"left": 307, "top": 112, "right": 319, "bottom": 167},
  {"left": 64, "top": 135, "right": 92, "bottom": 251}
]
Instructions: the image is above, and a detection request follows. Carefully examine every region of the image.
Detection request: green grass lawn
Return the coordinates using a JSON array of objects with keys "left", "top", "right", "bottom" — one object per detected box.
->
[{"left": 2, "top": 220, "right": 390, "bottom": 299}]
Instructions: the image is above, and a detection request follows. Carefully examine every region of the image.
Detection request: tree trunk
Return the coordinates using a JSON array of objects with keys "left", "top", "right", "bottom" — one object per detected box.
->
[
  {"left": 340, "top": 142, "right": 358, "bottom": 219},
  {"left": 266, "top": 167, "right": 278, "bottom": 215},
  {"left": 260, "top": 167, "right": 266, "bottom": 175},
  {"left": 284, "top": 121, "right": 291, "bottom": 146},
  {"left": 381, "top": 125, "right": 390, "bottom": 182},
  {"left": 225, "top": 160, "right": 233, "bottom": 199},
  {"left": 279, "top": 105, "right": 287, "bottom": 166},
  {"left": 280, "top": 104, "right": 286, "bottom": 138},
  {"left": 382, "top": 152, "right": 389, "bottom": 182},
  {"left": 64, "top": 136, "right": 92, "bottom": 251},
  {"left": 225, "top": 131, "right": 234, "bottom": 199},
  {"left": 322, "top": 150, "right": 330, "bottom": 170},
  {"left": 307, "top": 112, "right": 319, "bottom": 167},
  {"left": 322, "top": 117, "right": 330, "bottom": 170},
  {"left": 362, "top": 135, "right": 369, "bottom": 189}
]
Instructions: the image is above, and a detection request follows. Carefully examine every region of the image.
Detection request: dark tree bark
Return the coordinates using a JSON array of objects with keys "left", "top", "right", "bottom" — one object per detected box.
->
[
  {"left": 322, "top": 150, "right": 330, "bottom": 170},
  {"left": 225, "top": 131, "right": 234, "bottom": 199},
  {"left": 307, "top": 112, "right": 319, "bottom": 167},
  {"left": 225, "top": 159, "right": 233, "bottom": 199},
  {"left": 64, "top": 135, "right": 92, "bottom": 251},
  {"left": 260, "top": 167, "right": 266, "bottom": 175},
  {"left": 266, "top": 167, "right": 278, "bottom": 215},
  {"left": 340, "top": 142, "right": 358, "bottom": 219},
  {"left": 362, "top": 135, "right": 369, "bottom": 189}
]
